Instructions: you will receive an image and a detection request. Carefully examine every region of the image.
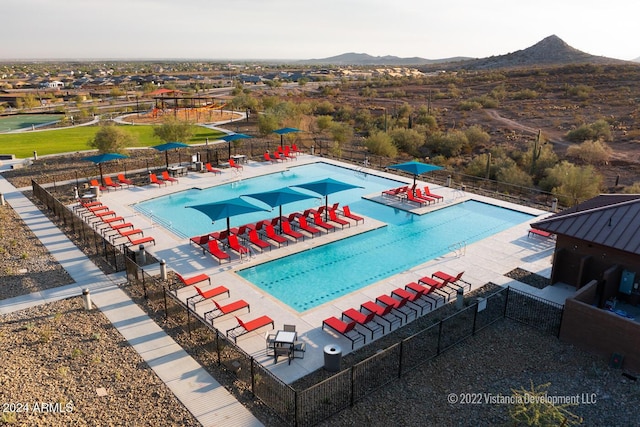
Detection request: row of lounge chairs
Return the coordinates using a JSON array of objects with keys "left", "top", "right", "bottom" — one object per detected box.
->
[
  {"left": 149, "top": 171, "right": 179, "bottom": 187},
  {"left": 189, "top": 204, "right": 365, "bottom": 264},
  {"left": 89, "top": 174, "right": 133, "bottom": 192},
  {"left": 382, "top": 185, "right": 443, "bottom": 206},
  {"left": 75, "top": 199, "right": 156, "bottom": 247},
  {"left": 172, "top": 271, "right": 274, "bottom": 343},
  {"left": 322, "top": 270, "right": 469, "bottom": 348}
]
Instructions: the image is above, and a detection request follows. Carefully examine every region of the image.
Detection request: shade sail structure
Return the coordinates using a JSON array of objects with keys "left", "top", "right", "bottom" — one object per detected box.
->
[
  {"left": 243, "top": 187, "right": 318, "bottom": 229},
  {"left": 187, "top": 197, "right": 269, "bottom": 234},
  {"left": 221, "top": 133, "right": 252, "bottom": 159},
  {"left": 292, "top": 178, "right": 363, "bottom": 220},
  {"left": 83, "top": 153, "right": 129, "bottom": 185},
  {"left": 273, "top": 127, "right": 301, "bottom": 148},
  {"left": 152, "top": 141, "right": 189, "bottom": 168},
  {"left": 388, "top": 160, "right": 443, "bottom": 187}
]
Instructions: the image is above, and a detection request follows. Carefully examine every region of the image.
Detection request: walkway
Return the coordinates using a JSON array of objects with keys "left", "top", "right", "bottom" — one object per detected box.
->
[{"left": 0, "top": 171, "right": 263, "bottom": 427}]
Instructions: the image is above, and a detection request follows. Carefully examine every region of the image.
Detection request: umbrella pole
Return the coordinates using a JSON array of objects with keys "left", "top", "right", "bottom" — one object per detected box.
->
[
  {"left": 165, "top": 151, "right": 169, "bottom": 169},
  {"left": 325, "top": 195, "right": 329, "bottom": 221},
  {"left": 280, "top": 134, "right": 284, "bottom": 149},
  {"left": 226, "top": 217, "right": 231, "bottom": 235},
  {"left": 99, "top": 164, "right": 104, "bottom": 186},
  {"left": 228, "top": 142, "right": 231, "bottom": 160}
]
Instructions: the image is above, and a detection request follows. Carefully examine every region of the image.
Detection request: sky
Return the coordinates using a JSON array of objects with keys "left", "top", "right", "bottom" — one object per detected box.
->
[{"left": 3, "top": 0, "right": 639, "bottom": 62}]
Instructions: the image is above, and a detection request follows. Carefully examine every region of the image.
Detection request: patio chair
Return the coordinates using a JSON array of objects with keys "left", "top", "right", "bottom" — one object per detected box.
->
[
  {"left": 342, "top": 308, "right": 384, "bottom": 339},
  {"left": 405, "top": 282, "right": 445, "bottom": 308},
  {"left": 283, "top": 324, "right": 297, "bottom": 338},
  {"left": 431, "top": 271, "right": 471, "bottom": 291},
  {"left": 328, "top": 208, "right": 350, "bottom": 228},
  {"left": 423, "top": 186, "right": 444, "bottom": 201},
  {"left": 186, "top": 285, "right": 230, "bottom": 309},
  {"left": 291, "top": 143, "right": 303, "bottom": 155},
  {"left": 205, "top": 163, "right": 222, "bottom": 175},
  {"left": 228, "top": 158, "right": 243, "bottom": 170},
  {"left": 247, "top": 229, "right": 271, "bottom": 252},
  {"left": 418, "top": 276, "right": 456, "bottom": 300},
  {"left": 414, "top": 188, "right": 436, "bottom": 204},
  {"left": 264, "top": 224, "right": 288, "bottom": 246},
  {"left": 528, "top": 229, "right": 554, "bottom": 239},
  {"left": 89, "top": 179, "right": 108, "bottom": 192},
  {"left": 375, "top": 294, "right": 418, "bottom": 324},
  {"left": 103, "top": 176, "right": 122, "bottom": 190},
  {"left": 117, "top": 174, "right": 133, "bottom": 187},
  {"left": 360, "top": 300, "right": 402, "bottom": 331},
  {"left": 283, "top": 146, "right": 297, "bottom": 160},
  {"left": 322, "top": 316, "right": 366, "bottom": 349},
  {"left": 207, "top": 239, "right": 231, "bottom": 264},
  {"left": 281, "top": 220, "right": 304, "bottom": 241},
  {"left": 149, "top": 173, "right": 166, "bottom": 187},
  {"left": 391, "top": 287, "right": 432, "bottom": 315},
  {"left": 265, "top": 331, "right": 277, "bottom": 356},
  {"left": 297, "top": 215, "right": 321, "bottom": 237},
  {"left": 226, "top": 315, "right": 274, "bottom": 343},
  {"left": 161, "top": 170, "right": 179, "bottom": 184},
  {"left": 204, "top": 299, "right": 250, "bottom": 324},
  {"left": 312, "top": 212, "right": 335, "bottom": 233},
  {"left": 227, "top": 234, "right": 250, "bottom": 257},
  {"left": 292, "top": 341, "right": 306, "bottom": 359},
  {"left": 264, "top": 152, "right": 280, "bottom": 163},
  {"left": 406, "top": 190, "right": 430, "bottom": 206},
  {"left": 341, "top": 205, "right": 364, "bottom": 224},
  {"left": 110, "top": 228, "right": 144, "bottom": 243},
  {"left": 126, "top": 235, "right": 156, "bottom": 246},
  {"left": 175, "top": 272, "right": 211, "bottom": 287},
  {"left": 189, "top": 234, "right": 210, "bottom": 249}
]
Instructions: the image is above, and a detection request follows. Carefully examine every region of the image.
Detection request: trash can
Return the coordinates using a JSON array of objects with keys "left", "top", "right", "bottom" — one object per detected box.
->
[
  {"left": 90, "top": 185, "right": 101, "bottom": 198},
  {"left": 323, "top": 344, "right": 342, "bottom": 372}
]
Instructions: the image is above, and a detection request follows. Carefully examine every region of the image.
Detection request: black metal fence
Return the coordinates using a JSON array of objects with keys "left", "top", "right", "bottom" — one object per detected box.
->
[{"left": 123, "top": 264, "right": 564, "bottom": 427}]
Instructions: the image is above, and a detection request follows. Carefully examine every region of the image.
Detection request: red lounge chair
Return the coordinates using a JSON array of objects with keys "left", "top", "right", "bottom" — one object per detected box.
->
[
  {"left": 149, "top": 173, "right": 166, "bottom": 187},
  {"left": 291, "top": 143, "right": 302, "bottom": 154},
  {"left": 101, "top": 215, "right": 125, "bottom": 225},
  {"left": 117, "top": 174, "right": 133, "bottom": 187},
  {"left": 360, "top": 300, "right": 402, "bottom": 330},
  {"left": 204, "top": 299, "right": 250, "bottom": 324},
  {"left": 205, "top": 163, "right": 222, "bottom": 175},
  {"left": 226, "top": 315, "right": 275, "bottom": 343},
  {"left": 341, "top": 205, "right": 364, "bottom": 224},
  {"left": 322, "top": 316, "right": 366, "bottom": 349},
  {"left": 423, "top": 186, "right": 444, "bottom": 201},
  {"left": 528, "top": 229, "right": 554, "bottom": 239},
  {"left": 297, "top": 215, "right": 321, "bottom": 237},
  {"left": 431, "top": 271, "right": 470, "bottom": 291},
  {"left": 375, "top": 294, "right": 418, "bottom": 323},
  {"left": 176, "top": 272, "right": 211, "bottom": 287},
  {"left": 283, "top": 146, "right": 297, "bottom": 160},
  {"left": 228, "top": 158, "right": 243, "bottom": 170},
  {"left": 248, "top": 229, "right": 271, "bottom": 252},
  {"left": 186, "top": 285, "right": 230, "bottom": 309},
  {"left": 264, "top": 152, "right": 280, "bottom": 163},
  {"left": 104, "top": 221, "right": 134, "bottom": 233},
  {"left": 414, "top": 188, "right": 436, "bottom": 204},
  {"left": 127, "top": 235, "right": 155, "bottom": 246},
  {"left": 328, "top": 208, "right": 350, "bottom": 228},
  {"left": 264, "top": 224, "right": 288, "bottom": 246},
  {"left": 103, "top": 176, "right": 122, "bottom": 190},
  {"left": 227, "top": 234, "right": 250, "bottom": 257},
  {"left": 281, "top": 220, "right": 304, "bottom": 241},
  {"left": 161, "top": 170, "right": 179, "bottom": 184},
  {"left": 418, "top": 276, "right": 456, "bottom": 300},
  {"left": 406, "top": 190, "right": 430, "bottom": 206},
  {"left": 190, "top": 234, "right": 210, "bottom": 249},
  {"left": 90, "top": 179, "right": 108, "bottom": 192},
  {"left": 391, "top": 287, "right": 432, "bottom": 315},
  {"left": 312, "top": 212, "right": 334, "bottom": 233},
  {"left": 207, "top": 239, "right": 231, "bottom": 264},
  {"left": 382, "top": 186, "right": 406, "bottom": 198},
  {"left": 111, "top": 228, "right": 144, "bottom": 242},
  {"left": 342, "top": 308, "right": 384, "bottom": 339},
  {"left": 405, "top": 282, "right": 445, "bottom": 307}
]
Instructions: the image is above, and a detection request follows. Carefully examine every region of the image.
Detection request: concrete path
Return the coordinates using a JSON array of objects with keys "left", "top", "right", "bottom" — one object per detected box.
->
[{"left": 0, "top": 174, "right": 263, "bottom": 427}]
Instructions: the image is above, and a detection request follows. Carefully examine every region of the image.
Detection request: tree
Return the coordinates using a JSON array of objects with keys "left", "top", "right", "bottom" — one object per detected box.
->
[
  {"left": 566, "top": 140, "right": 612, "bottom": 164},
  {"left": 390, "top": 128, "right": 423, "bottom": 157},
  {"left": 541, "top": 161, "right": 602, "bottom": 206},
  {"left": 365, "top": 131, "right": 397, "bottom": 157},
  {"left": 153, "top": 117, "right": 194, "bottom": 143},
  {"left": 565, "top": 119, "right": 612, "bottom": 142},
  {"left": 88, "top": 123, "right": 134, "bottom": 154},
  {"left": 496, "top": 163, "right": 533, "bottom": 188}
]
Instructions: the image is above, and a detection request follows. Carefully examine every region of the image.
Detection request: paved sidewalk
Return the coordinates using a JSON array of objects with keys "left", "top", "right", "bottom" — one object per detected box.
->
[{"left": 0, "top": 174, "right": 263, "bottom": 427}]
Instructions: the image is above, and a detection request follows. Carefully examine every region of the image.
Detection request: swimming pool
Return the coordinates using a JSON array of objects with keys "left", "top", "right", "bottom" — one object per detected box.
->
[
  {"left": 134, "top": 162, "right": 402, "bottom": 238},
  {"left": 238, "top": 200, "right": 533, "bottom": 312}
]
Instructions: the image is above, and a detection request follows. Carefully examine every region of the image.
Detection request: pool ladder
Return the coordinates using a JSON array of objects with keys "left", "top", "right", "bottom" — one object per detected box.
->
[{"left": 448, "top": 240, "right": 467, "bottom": 257}]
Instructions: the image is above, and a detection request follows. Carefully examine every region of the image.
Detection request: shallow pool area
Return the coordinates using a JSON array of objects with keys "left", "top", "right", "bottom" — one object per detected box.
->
[{"left": 238, "top": 200, "right": 533, "bottom": 312}]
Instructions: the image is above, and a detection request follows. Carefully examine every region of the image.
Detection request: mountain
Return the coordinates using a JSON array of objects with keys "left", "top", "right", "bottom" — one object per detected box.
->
[
  {"left": 296, "top": 52, "right": 469, "bottom": 66},
  {"left": 429, "top": 35, "right": 629, "bottom": 70}
]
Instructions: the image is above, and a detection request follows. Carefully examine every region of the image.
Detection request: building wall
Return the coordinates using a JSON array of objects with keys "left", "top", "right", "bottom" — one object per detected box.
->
[{"left": 559, "top": 280, "right": 640, "bottom": 372}]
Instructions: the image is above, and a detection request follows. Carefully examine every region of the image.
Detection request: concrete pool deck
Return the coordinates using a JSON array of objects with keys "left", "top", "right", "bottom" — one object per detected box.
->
[{"left": 76, "top": 154, "right": 572, "bottom": 384}]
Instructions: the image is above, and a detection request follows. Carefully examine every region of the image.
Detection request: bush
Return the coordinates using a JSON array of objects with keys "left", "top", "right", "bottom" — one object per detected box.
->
[
  {"left": 425, "top": 131, "right": 469, "bottom": 157},
  {"left": 566, "top": 119, "right": 612, "bottom": 142},
  {"left": 565, "top": 140, "right": 612, "bottom": 164},
  {"left": 457, "top": 100, "right": 483, "bottom": 111},
  {"left": 512, "top": 89, "right": 538, "bottom": 100},
  {"left": 365, "top": 131, "right": 397, "bottom": 157}
]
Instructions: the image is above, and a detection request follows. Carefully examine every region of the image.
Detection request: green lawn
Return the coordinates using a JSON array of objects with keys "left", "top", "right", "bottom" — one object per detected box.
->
[{"left": 0, "top": 125, "right": 226, "bottom": 158}]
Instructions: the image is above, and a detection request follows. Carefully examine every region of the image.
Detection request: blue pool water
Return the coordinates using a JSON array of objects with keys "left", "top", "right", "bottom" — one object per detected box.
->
[{"left": 135, "top": 162, "right": 534, "bottom": 312}]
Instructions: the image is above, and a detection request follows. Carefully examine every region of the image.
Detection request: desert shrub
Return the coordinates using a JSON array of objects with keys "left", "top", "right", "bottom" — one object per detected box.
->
[
  {"left": 471, "top": 95, "right": 499, "bottom": 108},
  {"left": 457, "top": 100, "right": 483, "bottom": 111},
  {"left": 365, "top": 131, "right": 397, "bottom": 157},
  {"left": 424, "top": 130, "right": 468, "bottom": 158},
  {"left": 623, "top": 182, "right": 640, "bottom": 193},
  {"left": 541, "top": 161, "right": 603, "bottom": 205},
  {"left": 464, "top": 125, "right": 491, "bottom": 149},
  {"left": 512, "top": 89, "right": 538, "bottom": 100},
  {"left": 566, "top": 84, "right": 594, "bottom": 99},
  {"left": 566, "top": 119, "right": 612, "bottom": 142},
  {"left": 566, "top": 140, "right": 612, "bottom": 164},
  {"left": 389, "top": 128, "right": 424, "bottom": 156},
  {"left": 314, "top": 100, "right": 335, "bottom": 115},
  {"left": 496, "top": 163, "right": 533, "bottom": 188}
]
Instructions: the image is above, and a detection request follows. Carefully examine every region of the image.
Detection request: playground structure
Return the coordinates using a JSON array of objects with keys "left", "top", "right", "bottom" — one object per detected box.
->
[{"left": 128, "top": 90, "right": 239, "bottom": 124}]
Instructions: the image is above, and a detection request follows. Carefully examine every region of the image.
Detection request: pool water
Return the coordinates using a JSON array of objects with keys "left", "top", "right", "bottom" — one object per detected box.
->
[{"left": 238, "top": 200, "right": 532, "bottom": 312}]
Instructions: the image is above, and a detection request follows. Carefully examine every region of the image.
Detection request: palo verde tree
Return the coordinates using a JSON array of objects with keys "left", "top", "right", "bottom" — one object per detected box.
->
[
  {"left": 88, "top": 122, "right": 135, "bottom": 154},
  {"left": 540, "top": 161, "right": 602, "bottom": 206},
  {"left": 153, "top": 116, "right": 194, "bottom": 143}
]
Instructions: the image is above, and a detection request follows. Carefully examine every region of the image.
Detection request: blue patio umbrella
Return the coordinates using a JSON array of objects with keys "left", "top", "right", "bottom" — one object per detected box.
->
[
  {"left": 221, "top": 133, "right": 252, "bottom": 159},
  {"left": 243, "top": 187, "right": 318, "bottom": 230},
  {"left": 187, "top": 197, "right": 269, "bottom": 234},
  {"left": 292, "top": 178, "right": 363, "bottom": 220},
  {"left": 83, "top": 152, "right": 129, "bottom": 186},
  {"left": 273, "top": 127, "right": 301, "bottom": 148},
  {"left": 388, "top": 160, "right": 443, "bottom": 189},
  {"left": 152, "top": 141, "right": 189, "bottom": 168}
]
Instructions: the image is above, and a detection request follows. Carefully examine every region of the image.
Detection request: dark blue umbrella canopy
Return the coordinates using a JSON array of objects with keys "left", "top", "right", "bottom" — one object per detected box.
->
[
  {"left": 292, "top": 178, "right": 363, "bottom": 220},
  {"left": 243, "top": 187, "right": 318, "bottom": 224},
  {"left": 152, "top": 141, "right": 189, "bottom": 168},
  {"left": 388, "top": 161, "right": 443, "bottom": 187},
  {"left": 221, "top": 133, "right": 252, "bottom": 158},
  {"left": 273, "top": 127, "right": 301, "bottom": 148},
  {"left": 83, "top": 153, "right": 129, "bottom": 185},
  {"left": 187, "top": 197, "right": 269, "bottom": 233}
]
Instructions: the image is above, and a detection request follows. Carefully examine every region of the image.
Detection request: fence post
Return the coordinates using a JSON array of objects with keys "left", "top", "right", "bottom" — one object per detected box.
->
[
  {"left": 350, "top": 366, "right": 355, "bottom": 407},
  {"left": 503, "top": 286, "right": 510, "bottom": 319},
  {"left": 250, "top": 357, "right": 255, "bottom": 394},
  {"left": 472, "top": 303, "right": 479, "bottom": 335},
  {"left": 163, "top": 286, "right": 168, "bottom": 321},
  {"left": 215, "top": 330, "right": 221, "bottom": 365},
  {"left": 557, "top": 307, "right": 565, "bottom": 338},
  {"left": 398, "top": 340, "right": 404, "bottom": 378},
  {"left": 141, "top": 269, "right": 148, "bottom": 299},
  {"left": 187, "top": 306, "right": 191, "bottom": 336},
  {"left": 436, "top": 320, "right": 443, "bottom": 355}
]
